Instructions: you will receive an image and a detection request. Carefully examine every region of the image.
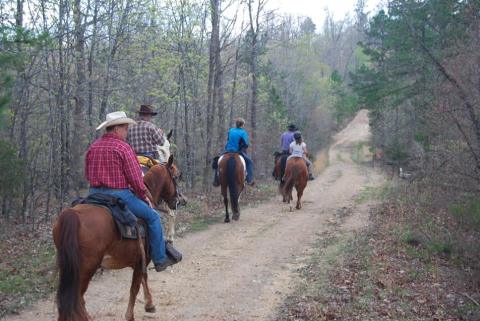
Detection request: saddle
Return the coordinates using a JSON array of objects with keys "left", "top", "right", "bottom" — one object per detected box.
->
[
  {"left": 137, "top": 155, "right": 160, "bottom": 175},
  {"left": 72, "top": 193, "right": 146, "bottom": 240},
  {"left": 72, "top": 194, "right": 182, "bottom": 264},
  {"left": 213, "top": 153, "right": 247, "bottom": 177}
]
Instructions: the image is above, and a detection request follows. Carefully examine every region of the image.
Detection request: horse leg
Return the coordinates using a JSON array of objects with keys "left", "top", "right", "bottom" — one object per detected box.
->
[
  {"left": 222, "top": 188, "right": 230, "bottom": 223},
  {"left": 163, "top": 208, "right": 176, "bottom": 243},
  {"left": 224, "top": 195, "right": 230, "bottom": 223},
  {"left": 296, "top": 182, "right": 307, "bottom": 210},
  {"left": 78, "top": 261, "right": 101, "bottom": 321},
  {"left": 296, "top": 187, "right": 304, "bottom": 210},
  {"left": 125, "top": 263, "right": 143, "bottom": 321},
  {"left": 142, "top": 275, "right": 155, "bottom": 313}
]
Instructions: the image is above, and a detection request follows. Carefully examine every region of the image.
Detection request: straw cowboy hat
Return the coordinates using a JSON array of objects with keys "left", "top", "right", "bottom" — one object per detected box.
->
[
  {"left": 137, "top": 104, "right": 158, "bottom": 116},
  {"left": 96, "top": 111, "right": 136, "bottom": 131}
]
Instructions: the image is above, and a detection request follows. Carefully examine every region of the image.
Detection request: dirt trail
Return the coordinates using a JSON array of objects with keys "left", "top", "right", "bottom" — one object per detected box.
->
[{"left": 3, "top": 109, "right": 384, "bottom": 321}]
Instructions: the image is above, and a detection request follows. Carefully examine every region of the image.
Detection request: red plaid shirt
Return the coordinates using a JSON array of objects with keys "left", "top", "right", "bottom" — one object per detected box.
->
[{"left": 85, "top": 133, "right": 146, "bottom": 200}]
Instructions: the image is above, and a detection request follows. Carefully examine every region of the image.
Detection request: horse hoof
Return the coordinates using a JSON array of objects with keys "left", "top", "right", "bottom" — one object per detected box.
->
[
  {"left": 145, "top": 305, "right": 156, "bottom": 313},
  {"left": 232, "top": 213, "right": 240, "bottom": 221},
  {"left": 289, "top": 206, "right": 293, "bottom": 212},
  {"left": 224, "top": 217, "right": 230, "bottom": 223}
]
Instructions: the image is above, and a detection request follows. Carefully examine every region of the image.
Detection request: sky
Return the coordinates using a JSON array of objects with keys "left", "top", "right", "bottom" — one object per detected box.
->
[{"left": 261, "top": 0, "right": 384, "bottom": 28}]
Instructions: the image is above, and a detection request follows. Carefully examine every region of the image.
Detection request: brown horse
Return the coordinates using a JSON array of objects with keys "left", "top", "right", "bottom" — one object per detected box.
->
[
  {"left": 273, "top": 152, "right": 289, "bottom": 199},
  {"left": 218, "top": 153, "right": 245, "bottom": 222},
  {"left": 282, "top": 157, "right": 308, "bottom": 211},
  {"left": 52, "top": 155, "right": 185, "bottom": 321}
]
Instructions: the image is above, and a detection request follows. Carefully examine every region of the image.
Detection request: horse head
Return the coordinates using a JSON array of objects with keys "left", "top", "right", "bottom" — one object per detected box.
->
[{"left": 144, "top": 155, "right": 187, "bottom": 210}]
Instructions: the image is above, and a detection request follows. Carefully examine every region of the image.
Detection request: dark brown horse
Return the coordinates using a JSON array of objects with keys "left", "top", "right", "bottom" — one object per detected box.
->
[
  {"left": 53, "top": 155, "right": 185, "bottom": 321},
  {"left": 282, "top": 157, "right": 308, "bottom": 211},
  {"left": 273, "top": 152, "right": 289, "bottom": 198},
  {"left": 218, "top": 153, "right": 245, "bottom": 222}
]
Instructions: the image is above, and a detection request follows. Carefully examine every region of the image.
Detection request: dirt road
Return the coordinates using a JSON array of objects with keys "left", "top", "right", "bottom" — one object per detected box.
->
[{"left": 3, "top": 109, "right": 384, "bottom": 321}]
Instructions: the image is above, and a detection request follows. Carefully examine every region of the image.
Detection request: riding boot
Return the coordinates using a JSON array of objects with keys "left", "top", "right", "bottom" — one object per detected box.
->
[{"left": 212, "top": 169, "right": 220, "bottom": 187}]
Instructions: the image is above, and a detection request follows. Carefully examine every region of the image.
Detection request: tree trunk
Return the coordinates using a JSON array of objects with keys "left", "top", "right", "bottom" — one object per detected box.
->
[
  {"left": 72, "top": 0, "right": 87, "bottom": 193},
  {"left": 202, "top": 0, "right": 220, "bottom": 190}
]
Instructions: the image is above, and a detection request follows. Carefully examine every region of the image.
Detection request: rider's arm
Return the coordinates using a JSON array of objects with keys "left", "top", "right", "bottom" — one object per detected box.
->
[
  {"left": 150, "top": 123, "right": 165, "bottom": 146},
  {"left": 303, "top": 143, "right": 309, "bottom": 157},
  {"left": 241, "top": 130, "right": 249, "bottom": 148}
]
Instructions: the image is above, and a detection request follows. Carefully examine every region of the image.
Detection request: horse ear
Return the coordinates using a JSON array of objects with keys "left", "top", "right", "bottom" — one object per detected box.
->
[
  {"left": 167, "top": 129, "right": 173, "bottom": 140},
  {"left": 167, "top": 155, "right": 174, "bottom": 167}
]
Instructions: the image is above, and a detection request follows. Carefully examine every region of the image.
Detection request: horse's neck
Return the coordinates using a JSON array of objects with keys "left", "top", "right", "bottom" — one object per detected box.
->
[{"left": 151, "top": 166, "right": 175, "bottom": 203}]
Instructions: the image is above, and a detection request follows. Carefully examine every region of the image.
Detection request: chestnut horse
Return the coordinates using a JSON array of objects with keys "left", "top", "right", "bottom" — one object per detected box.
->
[
  {"left": 282, "top": 157, "right": 308, "bottom": 211},
  {"left": 218, "top": 153, "right": 245, "bottom": 222},
  {"left": 53, "top": 156, "right": 185, "bottom": 321}
]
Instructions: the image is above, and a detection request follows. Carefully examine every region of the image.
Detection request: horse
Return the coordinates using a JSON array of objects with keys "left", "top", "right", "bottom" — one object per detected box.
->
[
  {"left": 218, "top": 153, "right": 245, "bottom": 222},
  {"left": 157, "top": 129, "right": 173, "bottom": 164},
  {"left": 52, "top": 155, "right": 186, "bottom": 321},
  {"left": 282, "top": 157, "right": 308, "bottom": 211},
  {"left": 273, "top": 151, "right": 289, "bottom": 199},
  {"left": 153, "top": 129, "right": 182, "bottom": 243}
]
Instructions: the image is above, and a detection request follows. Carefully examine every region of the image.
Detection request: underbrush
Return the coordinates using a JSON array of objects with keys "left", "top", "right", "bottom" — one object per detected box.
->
[
  {"left": 0, "top": 180, "right": 278, "bottom": 317},
  {"left": 275, "top": 181, "right": 480, "bottom": 321},
  {"left": 0, "top": 225, "right": 56, "bottom": 317}
]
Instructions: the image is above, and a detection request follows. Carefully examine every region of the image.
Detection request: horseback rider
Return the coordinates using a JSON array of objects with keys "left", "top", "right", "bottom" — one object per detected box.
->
[
  {"left": 280, "top": 123, "right": 297, "bottom": 154},
  {"left": 288, "top": 131, "right": 315, "bottom": 180},
  {"left": 213, "top": 117, "right": 255, "bottom": 186},
  {"left": 127, "top": 104, "right": 165, "bottom": 161},
  {"left": 85, "top": 111, "right": 179, "bottom": 272}
]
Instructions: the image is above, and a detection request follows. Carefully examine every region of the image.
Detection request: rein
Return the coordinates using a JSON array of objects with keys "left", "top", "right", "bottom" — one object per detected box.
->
[{"left": 164, "top": 163, "right": 182, "bottom": 208}]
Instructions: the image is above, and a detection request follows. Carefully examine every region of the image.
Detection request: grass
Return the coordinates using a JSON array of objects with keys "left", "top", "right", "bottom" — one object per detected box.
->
[
  {"left": 355, "top": 183, "right": 392, "bottom": 205},
  {"left": 351, "top": 141, "right": 372, "bottom": 164},
  {"left": 274, "top": 200, "right": 480, "bottom": 321}
]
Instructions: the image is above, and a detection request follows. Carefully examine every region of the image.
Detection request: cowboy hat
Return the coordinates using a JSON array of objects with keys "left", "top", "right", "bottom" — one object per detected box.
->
[
  {"left": 138, "top": 104, "right": 158, "bottom": 116},
  {"left": 96, "top": 111, "right": 136, "bottom": 131}
]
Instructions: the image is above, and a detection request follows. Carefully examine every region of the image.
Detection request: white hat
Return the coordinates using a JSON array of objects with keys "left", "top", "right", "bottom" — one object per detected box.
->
[{"left": 96, "top": 111, "right": 136, "bottom": 131}]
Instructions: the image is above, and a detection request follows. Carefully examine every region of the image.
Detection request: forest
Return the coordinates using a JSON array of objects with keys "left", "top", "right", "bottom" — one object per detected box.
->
[
  {"left": 1, "top": 0, "right": 479, "bottom": 320},
  {"left": 0, "top": 0, "right": 365, "bottom": 223}
]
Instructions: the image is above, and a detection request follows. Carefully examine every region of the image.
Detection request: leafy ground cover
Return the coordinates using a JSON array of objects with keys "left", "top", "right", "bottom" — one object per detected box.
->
[{"left": 275, "top": 201, "right": 480, "bottom": 321}]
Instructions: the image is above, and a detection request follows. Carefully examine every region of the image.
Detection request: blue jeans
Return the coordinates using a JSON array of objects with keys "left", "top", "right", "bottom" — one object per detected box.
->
[
  {"left": 240, "top": 151, "right": 254, "bottom": 183},
  {"left": 89, "top": 188, "right": 166, "bottom": 264}
]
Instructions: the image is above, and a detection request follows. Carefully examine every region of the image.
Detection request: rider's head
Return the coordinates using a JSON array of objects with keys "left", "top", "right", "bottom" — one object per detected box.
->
[
  {"left": 293, "top": 131, "right": 302, "bottom": 143},
  {"left": 235, "top": 117, "right": 245, "bottom": 128},
  {"left": 138, "top": 104, "right": 158, "bottom": 121},
  {"left": 288, "top": 123, "right": 296, "bottom": 131}
]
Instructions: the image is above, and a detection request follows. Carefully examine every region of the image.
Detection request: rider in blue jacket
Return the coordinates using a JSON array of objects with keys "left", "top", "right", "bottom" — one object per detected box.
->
[{"left": 213, "top": 118, "right": 254, "bottom": 186}]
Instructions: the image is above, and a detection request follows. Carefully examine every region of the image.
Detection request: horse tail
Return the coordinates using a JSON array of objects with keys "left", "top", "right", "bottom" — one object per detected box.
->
[
  {"left": 282, "top": 161, "right": 298, "bottom": 199},
  {"left": 227, "top": 155, "right": 238, "bottom": 213},
  {"left": 56, "top": 209, "right": 84, "bottom": 321}
]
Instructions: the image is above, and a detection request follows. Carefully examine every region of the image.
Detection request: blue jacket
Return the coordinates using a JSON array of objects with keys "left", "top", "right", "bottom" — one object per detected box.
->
[{"left": 225, "top": 127, "right": 249, "bottom": 152}]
